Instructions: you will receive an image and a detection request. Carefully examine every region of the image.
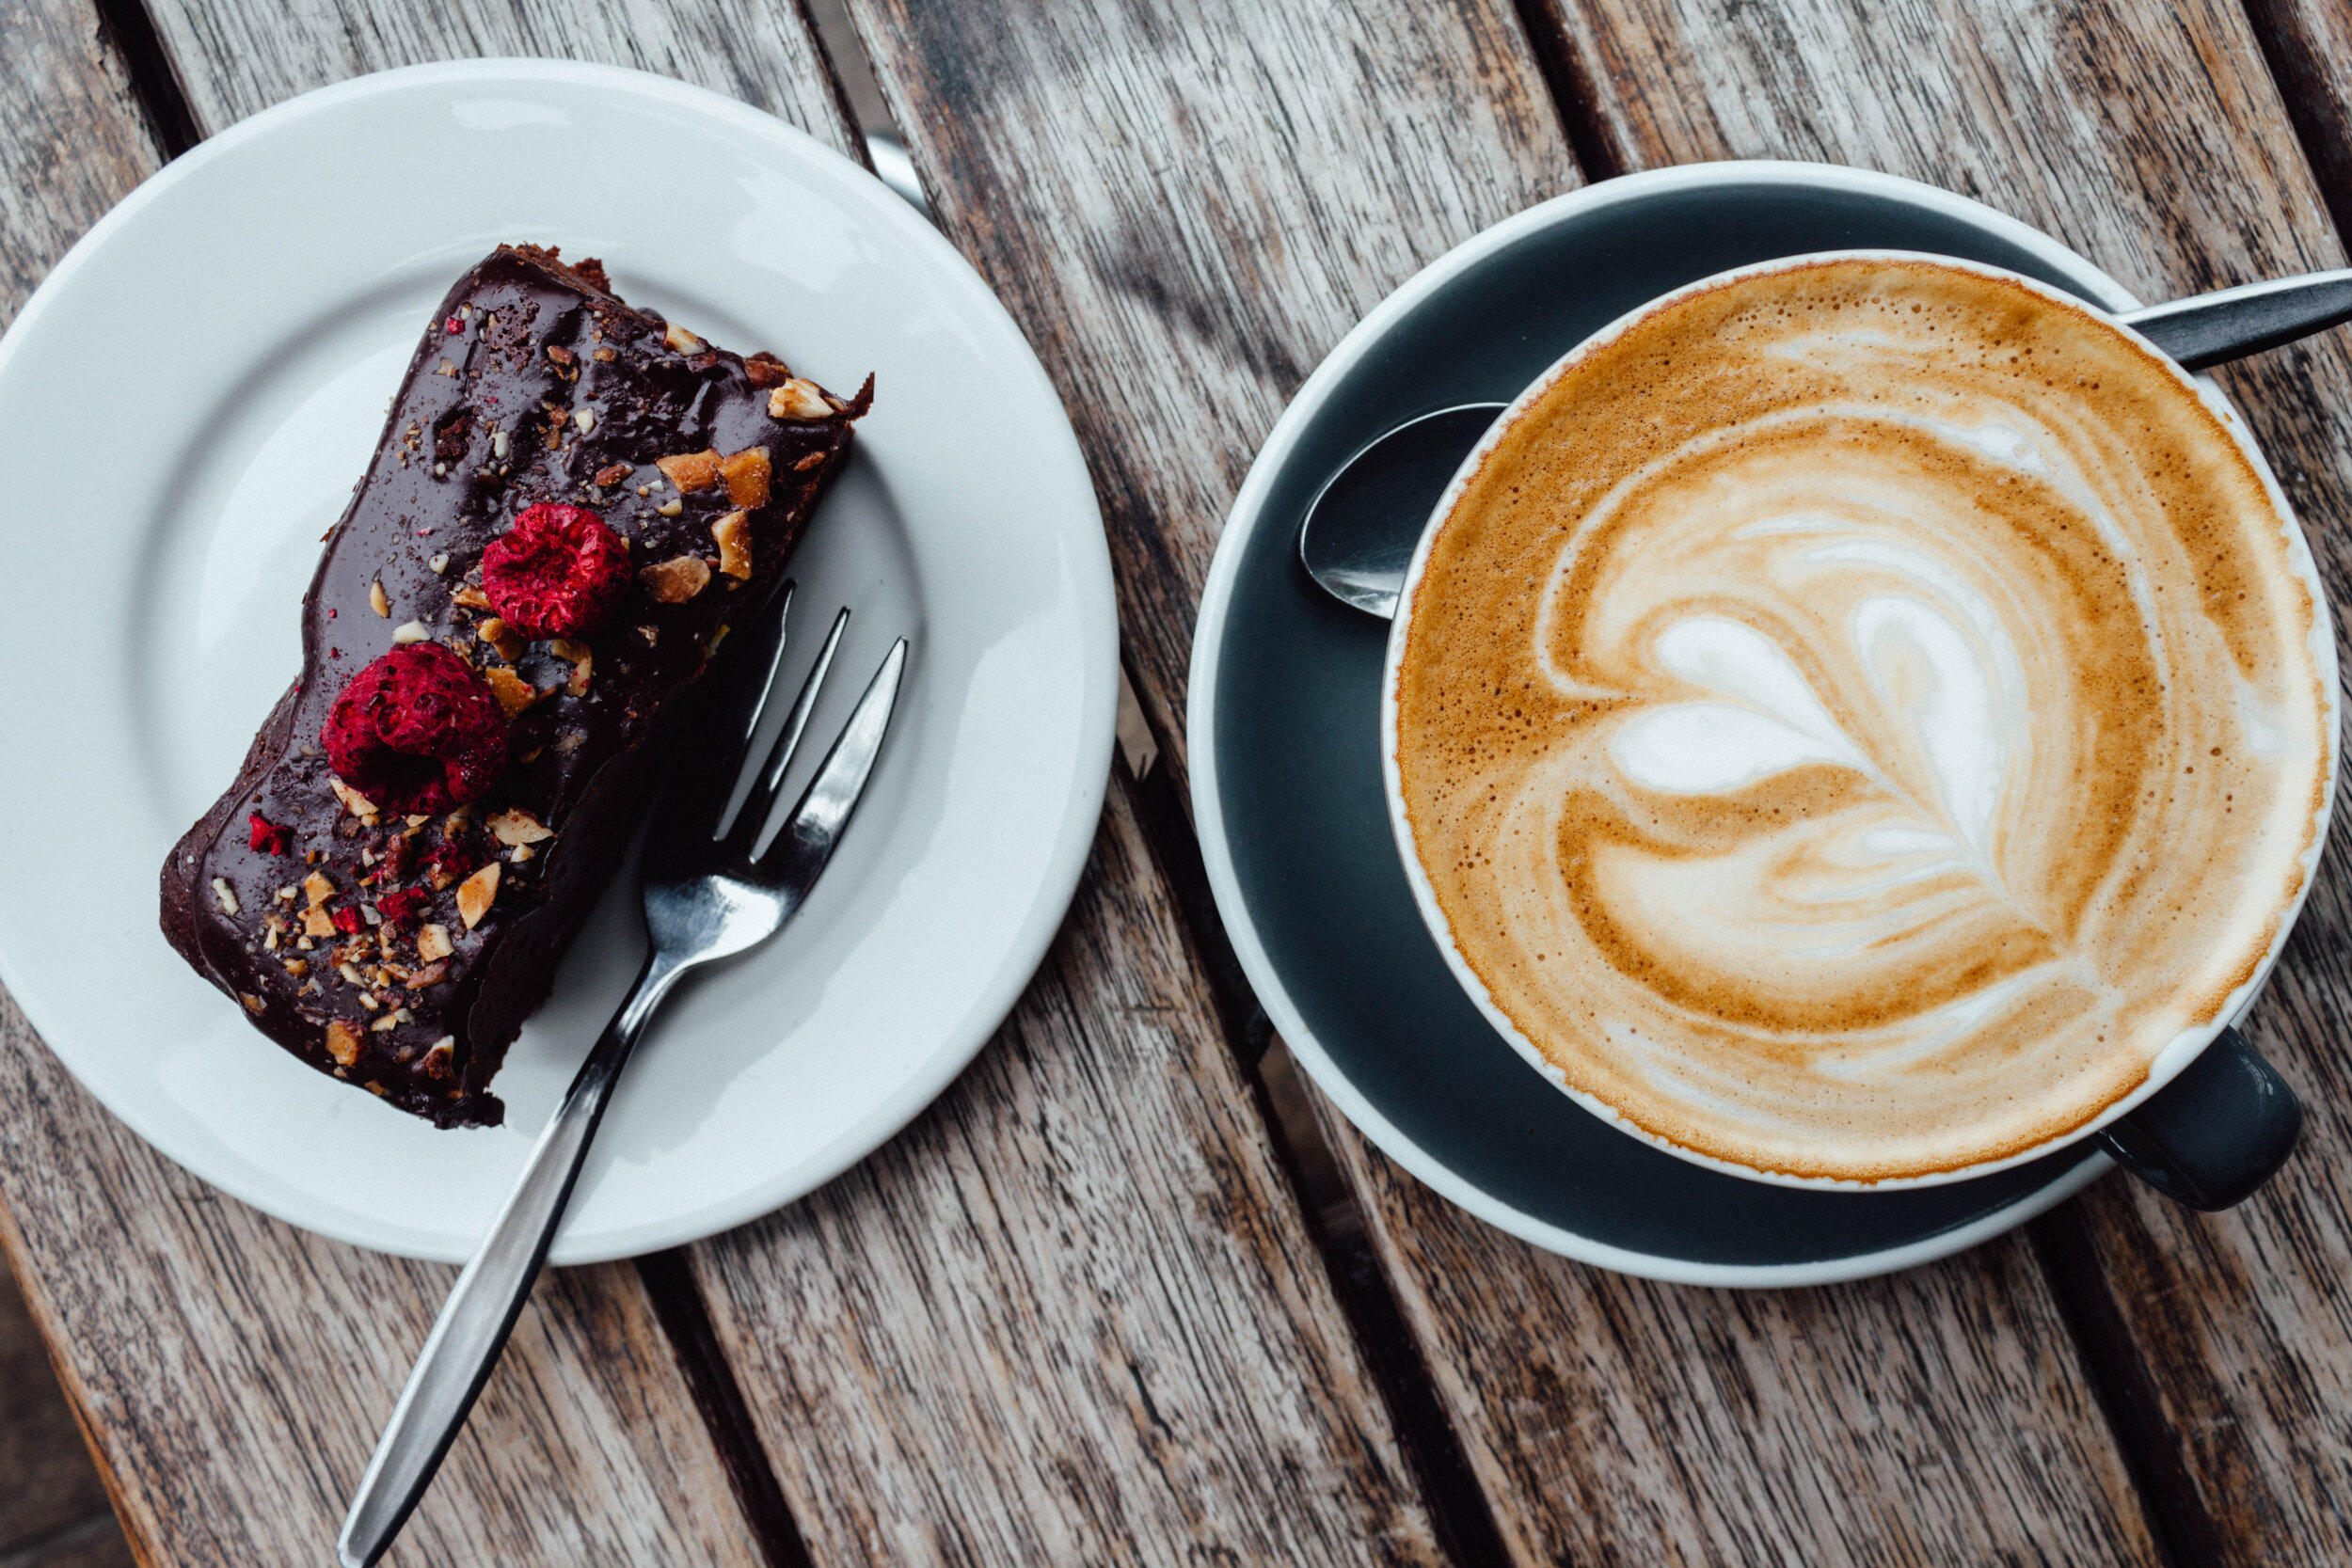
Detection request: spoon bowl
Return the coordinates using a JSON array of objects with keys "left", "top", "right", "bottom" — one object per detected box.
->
[{"left": 1296, "top": 403, "right": 1503, "bottom": 619}]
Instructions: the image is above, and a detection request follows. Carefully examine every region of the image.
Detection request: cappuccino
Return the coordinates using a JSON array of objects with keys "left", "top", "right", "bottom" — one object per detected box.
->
[{"left": 1391, "top": 255, "right": 2332, "bottom": 1181}]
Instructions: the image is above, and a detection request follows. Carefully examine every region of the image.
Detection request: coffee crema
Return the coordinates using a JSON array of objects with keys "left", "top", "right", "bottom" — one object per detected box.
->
[{"left": 1392, "top": 256, "right": 2332, "bottom": 1181}]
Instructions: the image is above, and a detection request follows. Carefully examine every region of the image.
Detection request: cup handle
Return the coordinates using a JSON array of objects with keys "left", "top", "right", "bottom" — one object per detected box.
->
[{"left": 2095, "top": 1026, "right": 2302, "bottom": 1210}]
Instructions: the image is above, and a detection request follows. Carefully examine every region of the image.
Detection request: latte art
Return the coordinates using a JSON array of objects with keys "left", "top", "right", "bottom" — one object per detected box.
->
[{"left": 1392, "top": 257, "right": 2332, "bottom": 1180}]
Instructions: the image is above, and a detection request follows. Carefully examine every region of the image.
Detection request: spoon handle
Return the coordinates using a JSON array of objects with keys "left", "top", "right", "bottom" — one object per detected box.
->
[{"left": 2119, "top": 267, "right": 2352, "bottom": 371}]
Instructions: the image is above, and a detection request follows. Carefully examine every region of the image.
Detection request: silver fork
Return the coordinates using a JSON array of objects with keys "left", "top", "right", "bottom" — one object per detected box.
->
[{"left": 336, "top": 585, "right": 909, "bottom": 1568}]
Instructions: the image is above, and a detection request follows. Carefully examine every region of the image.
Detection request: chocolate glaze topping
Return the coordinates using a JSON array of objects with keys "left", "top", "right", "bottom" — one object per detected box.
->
[{"left": 160, "top": 245, "right": 870, "bottom": 1127}]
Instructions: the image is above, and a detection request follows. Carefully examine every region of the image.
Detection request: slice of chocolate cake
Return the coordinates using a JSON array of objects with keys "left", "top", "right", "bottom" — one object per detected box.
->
[{"left": 161, "top": 245, "right": 871, "bottom": 1128}]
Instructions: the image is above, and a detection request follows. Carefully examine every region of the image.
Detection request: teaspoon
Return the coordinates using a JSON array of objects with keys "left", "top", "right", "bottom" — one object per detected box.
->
[{"left": 1299, "top": 266, "right": 2352, "bottom": 620}]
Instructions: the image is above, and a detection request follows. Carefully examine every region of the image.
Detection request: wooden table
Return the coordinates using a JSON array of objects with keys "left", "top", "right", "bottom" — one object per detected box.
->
[{"left": 7, "top": 0, "right": 2352, "bottom": 1560}]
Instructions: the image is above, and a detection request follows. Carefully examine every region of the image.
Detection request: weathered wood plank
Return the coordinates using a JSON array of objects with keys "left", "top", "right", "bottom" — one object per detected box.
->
[
  {"left": 0, "top": 0, "right": 159, "bottom": 324},
  {"left": 2244, "top": 0, "right": 2352, "bottom": 239},
  {"left": 1299, "top": 1065, "right": 2158, "bottom": 1563},
  {"left": 1498, "top": 0, "right": 2352, "bottom": 1559},
  {"left": 0, "top": 1252, "right": 129, "bottom": 1567},
  {"left": 0, "top": 1036, "right": 767, "bottom": 1566},
  {"left": 141, "top": 0, "right": 862, "bottom": 155},
  {"left": 688, "top": 775, "right": 1443, "bottom": 1565},
  {"left": 838, "top": 0, "right": 1572, "bottom": 791}
]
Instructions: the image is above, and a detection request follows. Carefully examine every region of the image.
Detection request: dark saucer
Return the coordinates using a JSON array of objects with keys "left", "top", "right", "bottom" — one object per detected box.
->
[{"left": 1191, "top": 165, "right": 2131, "bottom": 1282}]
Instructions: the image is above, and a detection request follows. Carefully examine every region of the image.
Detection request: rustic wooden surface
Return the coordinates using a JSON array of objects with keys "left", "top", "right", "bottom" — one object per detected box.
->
[
  {"left": 0, "top": 1252, "right": 130, "bottom": 1568},
  {"left": 691, "top": 781, "right": 1439, "bottom": 1565},
  {"left": 143, "top": 0, "right": 862, "bottom": 153},
  {"left": 0, "top": 1001, "right": 771, "bottom": 1566},
  {"left": 1307, "top": 1075, "right": 2159, "bottom": 1564},
  {"left": 835, "top": 0, "right": 1572, "bottom": 791},
  {"left": 15, "top": 0, "right": 2352, "bottom": 1561}
]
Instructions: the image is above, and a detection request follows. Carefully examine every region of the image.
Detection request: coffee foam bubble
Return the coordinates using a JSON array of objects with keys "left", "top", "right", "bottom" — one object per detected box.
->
[{"left": 1393, "top": 258, "right": 2330, "bottom": 1181}]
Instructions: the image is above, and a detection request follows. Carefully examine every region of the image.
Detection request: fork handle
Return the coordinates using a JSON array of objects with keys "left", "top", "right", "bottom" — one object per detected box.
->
[{"left": 336, "top": 947, "right": 690, "bottom": 1568}]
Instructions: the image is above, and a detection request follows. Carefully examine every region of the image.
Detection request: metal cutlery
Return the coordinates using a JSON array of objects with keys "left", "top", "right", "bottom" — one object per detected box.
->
[{"left": 337, "top": 583, "right": 908, "bottom": 1568}]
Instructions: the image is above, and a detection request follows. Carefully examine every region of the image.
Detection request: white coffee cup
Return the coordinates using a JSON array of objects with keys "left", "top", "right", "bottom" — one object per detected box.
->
[{"left": 1380, "top": 249, "right": 2338, "bottom": 1203}]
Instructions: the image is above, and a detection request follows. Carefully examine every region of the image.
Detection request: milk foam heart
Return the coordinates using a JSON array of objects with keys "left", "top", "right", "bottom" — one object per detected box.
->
[{"left": 1391, "top": 256, "right": 2332, "bottom": 1181}]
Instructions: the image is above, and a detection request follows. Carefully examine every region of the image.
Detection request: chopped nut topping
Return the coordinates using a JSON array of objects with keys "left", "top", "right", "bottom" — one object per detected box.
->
[
  {"left": 720, "top": 447, "right": 772, "bottom": 509},
  {"left": 794, "top": 451, "right": 825, "bottom": 471},
  {"left": 656, "top": 450, "right": 723, "bottom": 493},
  {"left": 369, "top": 579, "right": 390, "bottom": 617},
  {"left": 768, "top": 378, "right": 832, "bottom": 420},
  {"left": 429, "top": 552, "right": 451, "bottom": 575},
  {"left": 329, "top": 778, "right": 380, "bottom": 824},
  {"left": 548, "top": 638, "right": 593, "bottom": 695},
  {"left": 484, "top": 666, "right": 543, "bottom": 718},
  {"left": 370, "top": 1012, "right": 401, "bottom": 1033},
  {"left": 417, "top": 923, "right": 453, "bottom": 962},
  {"left": 593, "top": 346, "right": 617, "bottom": 362},
  {"left": 656, "top": 499, "right": 684, "bottom": 517},
  {"left": 640, "top": 555, "right": 712, "bottom": 603},
  {"left": 241, "top": 992, "right": 264, "bottom": 1015},
  {"left": 391, "top": 619, "right": 432, "bottom": 644},
  {"left": 478, "top": 617, "right": 525, "bottom": 663},
  {"left": 339, "top": 961, "right": 367, "bottom": 987},
  {"left": 304, "top": 907, "right": 336, "bottom": 939},
  {"left": 405, "top": 960, "right": 448, "bottom": 990},
  {"left": 574, "top": 407, "right": 596, "bottom": 434},
  {"left": 212, "top": 877, "right": 241, "bottom": 915},
  {"left": 547, "top": 343, "right": 575, "bottom": 367},
  {"left": 712, "top": 511, "right": 755, "bottom": 578},
  {"left": 456, "top": 863, "right": 501, "bottom": 929},
  {"left": 595, "top": 463, "right": 632, "bottom": 488},
  {"left": 435, "top": 358, "right": 457, "bottom": 378},
  {"left": 488, "top": 808, "right": 555, "bottom": 847},
  {"left": 325, "top": 1019, "right": 363, "bottom": 1066},
  {"left": 665, "top": 323, "right": 706, "bottom": 354},
  {"left": 511, "top": 844, "right": 537, "bottom": 862},
  {"left": 452, "top": 583, "right": 492, "bottom": 610},
  {"left": 304, "top": 870, "right": 336, "bottom": 907},
  {"left": 422, "top": 1037, "right": 456, "bottom": 1077},
  {"left": 491, "top": 429, "right": 511, "bottom": 460}
]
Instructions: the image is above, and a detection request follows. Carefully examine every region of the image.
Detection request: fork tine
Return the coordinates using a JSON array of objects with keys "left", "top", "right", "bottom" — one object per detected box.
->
[
  {"left": 756, "top": 639, "right": 908, "bottom": 879},
  {"left": 730, "top": 581, "right": 799, "bottom": 753},
  {"left": 721, "top": 607, "right": 852, "bottom": 857},
  {"left": 669, "top": 581, "right": 796, "bottom": 841}
]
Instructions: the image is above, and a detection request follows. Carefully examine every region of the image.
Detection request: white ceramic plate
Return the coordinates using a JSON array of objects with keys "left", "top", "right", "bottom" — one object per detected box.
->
[{"left": 0, "top": 60, "right": 1117, "bottom": 1264}]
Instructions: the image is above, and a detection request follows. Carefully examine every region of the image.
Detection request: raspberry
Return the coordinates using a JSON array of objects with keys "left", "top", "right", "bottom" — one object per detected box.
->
[
  {"left": 331, "top": 907, "right": 365, "bottom": 935},
  {"left": 322, "top": 644, "right": 509, "bottom": 816},
  {"left": 482, "top": 503, "right": 631, "bottom": 638},
  {"left": 424, "top": 840, "right": 478, "bottom": 890},
  {"left": 248, "top": 813, "right": 291, "bottom": 856},
  {"left": 375, "top": 888, "right": 429, "bottom": 927}
]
